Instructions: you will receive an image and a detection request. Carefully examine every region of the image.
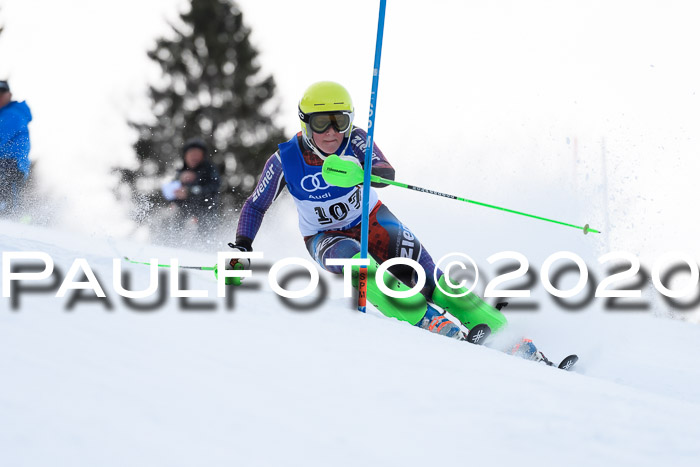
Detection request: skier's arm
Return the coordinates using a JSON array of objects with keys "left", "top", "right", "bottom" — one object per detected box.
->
[
  {"left": 350, "top": 127, "right": 395, "bottom": 187},
  {"left": 234, "top": 152, "right": 286, "bottom": 250}
]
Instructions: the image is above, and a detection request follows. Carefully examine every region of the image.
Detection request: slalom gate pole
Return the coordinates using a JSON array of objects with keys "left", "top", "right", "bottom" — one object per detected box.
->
[{"left": 358, "top": 0, "right": 388, "bottom": 313}]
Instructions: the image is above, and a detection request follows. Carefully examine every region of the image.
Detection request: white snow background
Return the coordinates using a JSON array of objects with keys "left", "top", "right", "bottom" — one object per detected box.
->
[
  {"left": 2, "top": 0, "right": 700, "bottom": 466},
  {"left": 2, "top": 217, "right": 700, "bottom": 467},
  {"left": 0, "top": 0, "right": 699, "bottom": 262}
]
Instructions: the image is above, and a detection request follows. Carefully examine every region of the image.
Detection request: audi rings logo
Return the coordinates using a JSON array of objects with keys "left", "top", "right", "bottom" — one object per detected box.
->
[{"left": 301, "top": 173, "right": 330, "bottom": 192}]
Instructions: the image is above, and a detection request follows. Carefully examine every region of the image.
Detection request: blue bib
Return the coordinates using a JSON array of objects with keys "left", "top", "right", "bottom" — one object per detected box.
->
[{"left": 278, "top": 137, "right": 378, "bottom": 235}]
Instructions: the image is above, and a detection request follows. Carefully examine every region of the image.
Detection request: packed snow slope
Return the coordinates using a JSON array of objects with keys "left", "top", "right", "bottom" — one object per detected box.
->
[{"left": 1, "top": 219, "right": 700, "bottom": 467}]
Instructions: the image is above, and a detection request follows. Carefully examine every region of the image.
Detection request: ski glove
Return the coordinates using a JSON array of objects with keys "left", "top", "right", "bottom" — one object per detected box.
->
[
  {"left": 226, "top": 243, "right": 251, "bottom": 270},
  {"left": 223, "top": 243, "right": 251, "bottom": 286}
]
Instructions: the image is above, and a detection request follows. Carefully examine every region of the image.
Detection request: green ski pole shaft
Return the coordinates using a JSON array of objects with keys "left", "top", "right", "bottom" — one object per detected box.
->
[
  {"left": 123, "top": 256, "right": 216, "bottom": 271},
  {"left": 123, "top": 256, "right": 242, "bottom": 285},
  {"left": 321, "top": 154, "right": 600, "bottom": 234},
  {"left": 371, "top": 176, "right": 600, "bottom": 235}
]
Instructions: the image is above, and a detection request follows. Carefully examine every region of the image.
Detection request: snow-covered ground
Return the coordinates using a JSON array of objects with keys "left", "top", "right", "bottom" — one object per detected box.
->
[{"left": 2, "top": 219, "right": 700, "bottom": 467}]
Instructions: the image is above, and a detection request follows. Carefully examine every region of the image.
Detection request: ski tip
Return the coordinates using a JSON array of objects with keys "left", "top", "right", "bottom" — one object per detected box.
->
[
  {"left": 558, "top": 354, "right": 579, "bottom": 371},
  {"left": 466, "top": 323, "right": 491, "bottom": 345}
]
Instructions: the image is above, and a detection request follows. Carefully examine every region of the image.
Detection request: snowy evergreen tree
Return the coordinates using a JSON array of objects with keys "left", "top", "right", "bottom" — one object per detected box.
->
[{"left": 120, "top": 0, "right": 286, "bottom": 224}]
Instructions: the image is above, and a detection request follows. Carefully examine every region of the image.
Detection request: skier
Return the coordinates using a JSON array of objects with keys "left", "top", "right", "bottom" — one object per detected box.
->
[{"left": 226, "top": 81, "right": 544, "bottom": 360}]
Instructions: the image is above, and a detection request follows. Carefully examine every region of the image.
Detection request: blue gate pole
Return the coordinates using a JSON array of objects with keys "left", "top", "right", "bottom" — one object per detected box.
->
[{"left": 358, "top": 0, "right": 387, "bottom": 312}]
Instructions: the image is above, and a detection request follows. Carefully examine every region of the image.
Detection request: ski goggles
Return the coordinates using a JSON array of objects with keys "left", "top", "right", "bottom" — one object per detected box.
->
[{"left": 301, "top": 111, "right": 354, "bottom": 134}]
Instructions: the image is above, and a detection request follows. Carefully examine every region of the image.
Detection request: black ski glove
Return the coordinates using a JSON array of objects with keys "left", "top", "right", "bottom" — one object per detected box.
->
[
  {"left": 222, "top": 243, "right": 251, "bottom": 286},
  {"left": 226, "top": 242, "right": 251, "bottom": 271}
]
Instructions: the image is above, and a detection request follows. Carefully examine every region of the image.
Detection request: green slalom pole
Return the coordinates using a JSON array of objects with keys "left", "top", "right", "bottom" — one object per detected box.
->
[
  {"left": 322, "top": 155, "right": 600, "bottom": 235},
  {"left": 123, "top": 256, "right": 242, "bottom": 285}
]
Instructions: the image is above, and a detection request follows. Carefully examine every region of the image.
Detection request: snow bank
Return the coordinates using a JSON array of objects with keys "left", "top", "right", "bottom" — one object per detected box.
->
[{"left": 1, "top": 220, "right": 700, "bottom": 467}]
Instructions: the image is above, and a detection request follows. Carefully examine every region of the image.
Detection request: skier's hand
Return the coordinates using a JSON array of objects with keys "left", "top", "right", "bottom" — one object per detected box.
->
[
  {"left": 174, "top": 187, "right": 188, "bottom": 200},
  {"left": 179, "top": 170, "right": 196, "bottom": 184},
  {"left": 225, "top": 243, "right": 251, "bottom": 285},
  {"left": 226, "top": 244, "right": 251, "bottom": 270}
]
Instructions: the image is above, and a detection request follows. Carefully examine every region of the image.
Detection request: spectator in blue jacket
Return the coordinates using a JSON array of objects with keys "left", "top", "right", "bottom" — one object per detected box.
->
[{"left": 0, "top": 80, "right": 33, "bottom": 215}]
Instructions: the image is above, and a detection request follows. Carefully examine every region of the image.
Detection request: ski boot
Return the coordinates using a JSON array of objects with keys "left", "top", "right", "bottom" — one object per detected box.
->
[
  {"left": 509, "top": 338, "right": 548, "bottom": 363},
  {"left": 416, "top": 306, "right": 492, "bottom": 345},
  {"left": 509, "top": 338, "right": 580, "bottom": 370},
  {"left": 431, "top": 275, "right": 508, "bottom": 333},
  {"left": 416, "top": 305, "right": 463, "bottom": 339}
]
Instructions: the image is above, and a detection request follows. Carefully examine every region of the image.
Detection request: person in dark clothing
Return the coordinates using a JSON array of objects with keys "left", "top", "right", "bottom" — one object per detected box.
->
[
  {"left": 0, "top": 80, "right": 32, "bottom": 216},
  {"left": 164, "top": 138, "right": 221, "bottom": 232}
]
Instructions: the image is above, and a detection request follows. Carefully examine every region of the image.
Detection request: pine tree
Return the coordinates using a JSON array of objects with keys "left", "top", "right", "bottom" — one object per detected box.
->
[{"left": 120, "top": 0, "right": 286, "bottom": 228}]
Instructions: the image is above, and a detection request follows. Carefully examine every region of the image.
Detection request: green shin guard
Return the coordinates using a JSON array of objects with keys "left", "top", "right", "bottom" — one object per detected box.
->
[
  {"left": 431, "top": 275, "right": 508, "bottom": 332},
  {"left": 348, "top": 253, "right": 427, "bottom": 326}
]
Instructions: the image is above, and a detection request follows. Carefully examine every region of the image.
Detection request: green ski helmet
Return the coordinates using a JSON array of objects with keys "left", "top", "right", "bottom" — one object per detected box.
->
[{"left": 298, "top": 81, "right": 355, "bottom": 154}]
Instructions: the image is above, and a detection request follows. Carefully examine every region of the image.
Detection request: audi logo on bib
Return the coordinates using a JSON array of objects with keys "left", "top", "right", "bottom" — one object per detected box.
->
[{"left": 301, "top": 173, "right": 330, "bottom": 192}]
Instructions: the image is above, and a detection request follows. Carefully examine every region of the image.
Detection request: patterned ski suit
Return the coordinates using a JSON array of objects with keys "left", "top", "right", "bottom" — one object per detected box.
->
[{"left": 235, "top": 128, "right": 443, "bottom": 298}]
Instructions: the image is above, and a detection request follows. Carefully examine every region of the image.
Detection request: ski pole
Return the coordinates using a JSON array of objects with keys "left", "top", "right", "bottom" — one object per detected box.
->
[
  {"left": 123, "top": 256, "right": 216, "bottom": 271},
  {"left": 322, "top": 154, "right": 600, "bottom": 235},
  {"left": 358, "top": 0, "right": 388, "bottom": 313},
  {"left": 122, "top": 256, "right": 243, "bottom": 285}
]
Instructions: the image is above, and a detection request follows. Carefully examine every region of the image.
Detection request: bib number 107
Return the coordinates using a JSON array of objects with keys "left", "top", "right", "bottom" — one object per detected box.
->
[{"left": 314, "top": 191, "right": 361, "bottom": 225}]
